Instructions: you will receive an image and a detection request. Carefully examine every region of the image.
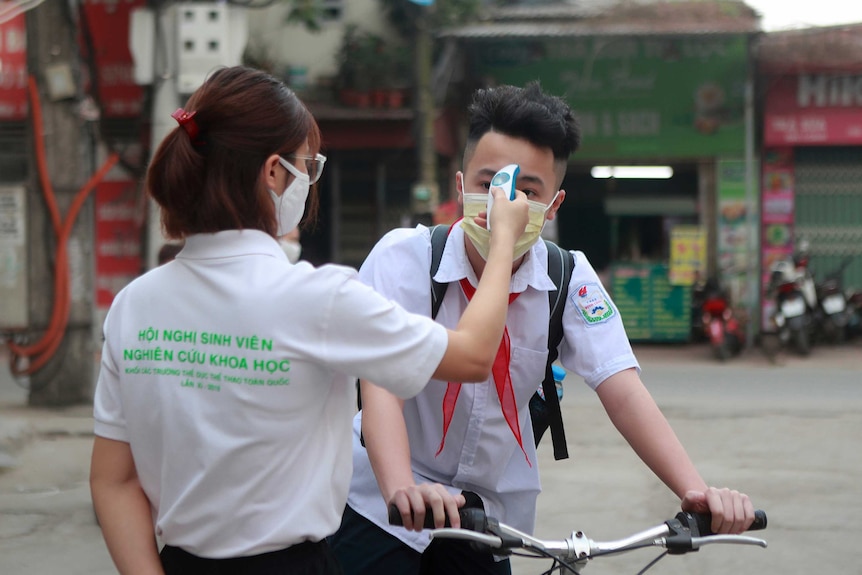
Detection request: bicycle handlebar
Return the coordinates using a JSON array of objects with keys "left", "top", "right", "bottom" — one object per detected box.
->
[{"left": 388, "top": 504, "right": 768, "bottom": 564}]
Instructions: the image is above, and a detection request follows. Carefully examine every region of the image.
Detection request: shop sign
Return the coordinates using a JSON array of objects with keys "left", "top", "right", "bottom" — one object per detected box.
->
[
  {"left": 95, "top": 179, "right": 143, "bottom": 308},
  {"left": 611, "top": 263, "right": 691, "bottom": 342},
  {"left": 0, "top": 10, "right": 28, "bottom": 121},
  {"left": 764, "top": 74, "right": 862, "bottom": 146},
  {"left": 759, "top": 148, "right": 795, "bottom": 329},
  {"left": 669, "top": 225, "right": 705, "bottom": 286},
  {"left": 80, "top": 0, "right": 146, "bottom": 118},
  {"left": 717, "top": 158, "right": 757, "bottom": 308},
  {"left": 470, "top": 35, "right": 748, "bottom": 159}
]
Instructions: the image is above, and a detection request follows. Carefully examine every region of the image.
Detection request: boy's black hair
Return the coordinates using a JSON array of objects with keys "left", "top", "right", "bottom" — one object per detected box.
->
[{"left": 466, "top": 82, "right": 580, "bottom": 161}]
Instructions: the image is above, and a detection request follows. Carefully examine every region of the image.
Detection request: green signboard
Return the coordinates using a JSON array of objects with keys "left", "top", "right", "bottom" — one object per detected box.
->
[
  {"left": 717, "top": 158, "right": 758, "bottom": 308},
  {"left": 610, "top": 263, "right": 692, "bottom": 342},
  {"left": 470, "top": 35, "right": 749, "bottom": 159}
]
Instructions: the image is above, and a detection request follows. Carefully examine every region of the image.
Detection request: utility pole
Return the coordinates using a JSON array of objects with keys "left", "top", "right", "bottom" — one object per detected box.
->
[
  {"left": 411, "top": 6, "right": 438, "bottom": 226},
  {"left": 25, "top": 1, "right": 95, "bottom": 405}
]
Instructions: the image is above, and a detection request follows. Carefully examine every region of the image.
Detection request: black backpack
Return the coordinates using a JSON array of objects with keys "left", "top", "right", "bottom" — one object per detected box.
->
[{"left": 428, "top": 224, "right": 574, "bottom": 461}]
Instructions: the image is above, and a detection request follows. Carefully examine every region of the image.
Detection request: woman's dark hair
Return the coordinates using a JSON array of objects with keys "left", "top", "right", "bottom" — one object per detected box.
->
[
  {"left": 465, "top": 82, "right": 580, "bottom": 162},
  {"left": 147, "top": 66, "right": 321, "bottom": 238}
]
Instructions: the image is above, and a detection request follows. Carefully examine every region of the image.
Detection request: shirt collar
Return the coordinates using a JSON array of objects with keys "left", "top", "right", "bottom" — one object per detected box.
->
[
  {"left": 177, "top": 229, "right": 287, "bottom": 261},
  {"left": 433, "top": 225, "right": 557, "bottom": 293}
]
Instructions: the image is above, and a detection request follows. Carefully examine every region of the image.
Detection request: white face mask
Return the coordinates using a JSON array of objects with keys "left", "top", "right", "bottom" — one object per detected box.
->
[
  {"left": 278, "top": 238, "right": 302, "bottom": 263},
  {"left": 460, "top": 190, "right": 559, "bottom": 261},
  {"left": 269, "top": 157, "right": 310, "bottom": 236}
]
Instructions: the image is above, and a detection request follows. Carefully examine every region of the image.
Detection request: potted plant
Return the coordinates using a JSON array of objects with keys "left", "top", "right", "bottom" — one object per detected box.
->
[
  {"left": 383, "top": 47, "right": 411, "bottom": 109},
  {"left": 337, "top": 24, "right": 384, "bottom": 107}
]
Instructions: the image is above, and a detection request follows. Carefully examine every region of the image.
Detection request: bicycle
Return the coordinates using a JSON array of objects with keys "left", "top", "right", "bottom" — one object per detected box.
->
[{"left": 388, "top": 505, "right": 767, "bottom": 574}]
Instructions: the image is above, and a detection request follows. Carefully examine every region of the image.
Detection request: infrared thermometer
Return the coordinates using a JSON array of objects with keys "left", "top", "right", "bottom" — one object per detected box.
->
[{"left": 485, "top": 164, "right": 519, "bottom": 230}]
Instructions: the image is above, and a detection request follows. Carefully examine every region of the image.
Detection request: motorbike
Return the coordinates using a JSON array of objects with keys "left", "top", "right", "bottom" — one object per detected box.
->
[
  {"left": 699, "top": 279, "right": 744, "bottom": 361},
  {"left": 814, "top": 256, "right": 854, "bottom": 344},
  {"left": 846, "top": 287, "right": 862, "bottom": 340},
  {"left": 765, "top": 259, "right": 813, "bottom": 356}
]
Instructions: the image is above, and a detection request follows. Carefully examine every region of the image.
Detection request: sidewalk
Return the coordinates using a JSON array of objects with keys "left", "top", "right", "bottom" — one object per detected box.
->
[{"left": 0, "top": 349, "right": 96, "bottom": 469}]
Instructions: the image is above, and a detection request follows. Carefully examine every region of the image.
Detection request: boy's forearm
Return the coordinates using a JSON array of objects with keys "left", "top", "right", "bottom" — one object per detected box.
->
[
  {"left": 597, "top": 370, "right": 708, "bottom": 498},
  {"left": 361, "top": 381, "right": 415, "bottom": 502}
]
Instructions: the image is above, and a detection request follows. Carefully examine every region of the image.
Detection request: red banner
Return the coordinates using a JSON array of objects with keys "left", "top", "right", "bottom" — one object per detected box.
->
[
  {"left": 0, "top": 8, "right": 28, "bottom": 121},
  {"left": 765, "top": 74, "right": 862, "bottom": 146},
  {"left": 80, "top": 0, "right": 146, "bottom": 118},
  {"left": 95, "top": 179, "right": 144, "bottom": 308}
]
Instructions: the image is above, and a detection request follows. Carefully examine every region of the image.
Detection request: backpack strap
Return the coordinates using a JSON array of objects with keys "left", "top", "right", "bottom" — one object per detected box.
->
[
  {"left": 429, "top": 224, "right": 450, "bottom": 320},
  {"left": 541, "top": 240, "right": 574, "bottom": 461}
]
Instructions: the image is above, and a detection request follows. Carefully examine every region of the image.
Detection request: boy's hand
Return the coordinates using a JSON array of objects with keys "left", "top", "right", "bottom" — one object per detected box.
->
[
  {"left": 485, "top": 187, "right": 528, "bottom": 242},
  {"left": 681, "top": 487, "right": 755, "bottom": 534},
  {"left": 388, "top": 483, "right": 466, "bottom": 532}
]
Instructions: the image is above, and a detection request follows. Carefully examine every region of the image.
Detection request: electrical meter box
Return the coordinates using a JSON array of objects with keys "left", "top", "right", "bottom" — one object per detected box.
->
[
  {"left": 175, "top": 2, "right": 248, "bottom": 95},
  {"left": 0, "top": 185, "right": 28, "bottom": 330}
]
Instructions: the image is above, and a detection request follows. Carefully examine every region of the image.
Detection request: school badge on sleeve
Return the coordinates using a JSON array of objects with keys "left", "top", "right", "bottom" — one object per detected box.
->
[{"left": 573, "top": 283, "right": 616, "bottom": 326}]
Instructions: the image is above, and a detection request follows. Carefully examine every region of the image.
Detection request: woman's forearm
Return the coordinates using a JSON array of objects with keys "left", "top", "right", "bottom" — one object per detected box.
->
[{"left": 91, "top": 436, "right": 163, "bottom": 575}]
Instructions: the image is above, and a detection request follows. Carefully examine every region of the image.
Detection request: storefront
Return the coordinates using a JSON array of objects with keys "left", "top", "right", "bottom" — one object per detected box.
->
[
  {"left": 759, "top": 25, "right": 862, "bottom": 327},
  {"left": 305, "top": 103, "right": 459, "bottom": 269},
  {"left": 446, "top": 4, "right": 759, "bottom": 341}
]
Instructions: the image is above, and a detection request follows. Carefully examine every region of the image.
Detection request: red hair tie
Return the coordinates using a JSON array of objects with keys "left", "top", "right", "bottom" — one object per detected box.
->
[{"left": 171, "top": 108, "right": 202, "bottom": 145}]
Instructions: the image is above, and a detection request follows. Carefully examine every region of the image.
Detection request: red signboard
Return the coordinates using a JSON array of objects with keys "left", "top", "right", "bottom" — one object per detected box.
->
[
  {"left": 95, "top": 179, "right": 144, "bottom": 308},
  {"left": 765, "top": 74, "right": 862, "bottom": 146},
  {"left": 80, "top": 0, "right": 146, "bottom": 118},
  {"left": 0, "top": 8, "right": 28, "bottom": 121}
]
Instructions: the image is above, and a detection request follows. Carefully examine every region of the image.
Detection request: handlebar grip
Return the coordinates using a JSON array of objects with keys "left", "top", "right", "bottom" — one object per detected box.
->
[
  {"left": 388, "top": 503, "right": 451, "bottom": 529},
  {"left": 679, "top": 510, "right": 767, "bottom": 536},
  {"left": 387, "top": 504, "right": 488, "bottom": 531}
]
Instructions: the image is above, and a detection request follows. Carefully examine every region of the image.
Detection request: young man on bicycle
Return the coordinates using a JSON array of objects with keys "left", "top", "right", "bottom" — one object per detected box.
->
[{"left": 331, "top": 82, "right": 755, "bottom": 575}]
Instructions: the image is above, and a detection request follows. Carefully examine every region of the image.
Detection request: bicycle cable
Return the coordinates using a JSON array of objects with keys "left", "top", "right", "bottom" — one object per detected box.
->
[
  {"left": 635, "top": 551, "right": 668, "bottom": 575},
  {"left": 512, "top": 547, "right": 579, "bottom": 575}
]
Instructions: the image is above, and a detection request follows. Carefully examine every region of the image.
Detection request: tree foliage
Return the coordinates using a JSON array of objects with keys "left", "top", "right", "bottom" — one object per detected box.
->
[
  {"left": 285, "top": 0, "right": 488, "bottom": 36},
  {"left": 377, "top": 0, "right": 485, "bottom": 38}
]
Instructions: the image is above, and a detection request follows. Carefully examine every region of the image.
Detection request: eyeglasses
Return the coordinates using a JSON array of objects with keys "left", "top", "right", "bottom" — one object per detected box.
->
[{"left": 284, "top": 153, "right": 327, "bottom": 185}]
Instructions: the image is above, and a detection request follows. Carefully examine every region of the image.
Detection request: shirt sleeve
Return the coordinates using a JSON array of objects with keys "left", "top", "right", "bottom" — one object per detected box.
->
[
  {"left": 312, "top": 228, "right": 445, "bottom": 399},
  {"left": 357, "top": 226, "right": 435, "bottom": 315},
  {"left": 558, "top": 251, "right": 640, "bottom": 389},
  {"left": 92, "top": 306, "right": 130, "bottom": 442}
]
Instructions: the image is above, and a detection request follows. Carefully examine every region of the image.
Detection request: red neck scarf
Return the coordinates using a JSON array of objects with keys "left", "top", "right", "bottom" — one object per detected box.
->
[{"left": 435, "top": 274, "right": 531, "bottom": 466}]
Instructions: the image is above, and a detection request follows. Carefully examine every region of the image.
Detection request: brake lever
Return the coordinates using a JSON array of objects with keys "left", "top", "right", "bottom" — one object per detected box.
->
[
  {"left": 665, "top": 511, "right": 769, "bottom": 554},
  {"left": 429, "top": 528, "right": 504, "bottom": 548},
  {"left": 690, "top": 535, "right": 768, "bottom": 550}
]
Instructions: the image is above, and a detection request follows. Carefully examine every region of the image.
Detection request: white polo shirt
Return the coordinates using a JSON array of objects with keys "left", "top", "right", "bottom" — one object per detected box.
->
[
  {"left": 346, "top": 224, "right": 639, "bottom": 552},
  {"left": 93, "top": 229, "right": 447, "bottom": 558}
]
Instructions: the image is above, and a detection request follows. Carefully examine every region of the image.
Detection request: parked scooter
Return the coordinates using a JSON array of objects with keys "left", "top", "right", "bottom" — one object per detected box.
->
[
  {"left": 846, "top": 287, "right": 862, "bottom": 340},
  {"left": 814, "top": 256, "right": 854, "bottom": 344},
  {"left": 699, "top": 279, "right": 744, "bottom": 361},
  {"left": 765, "top": 259, "right": 813, "bottom": 356}
]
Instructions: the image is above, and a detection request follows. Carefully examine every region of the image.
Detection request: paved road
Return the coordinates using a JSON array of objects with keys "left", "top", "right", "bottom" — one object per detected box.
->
[
  {"left": 524, "top": 342, "right": 862, "bottom": 575},
  {"left": 0, "top": 342, "right": 859, "bottom": 574}
]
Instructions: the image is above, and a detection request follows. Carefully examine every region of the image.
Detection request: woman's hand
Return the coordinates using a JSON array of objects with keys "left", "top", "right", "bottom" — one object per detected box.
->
[
  {"left": 485, "top": 187, "right": 529, "bottom": 245},
  {"left": 388, "top": 483, "right": 466, "bottom": 532}
]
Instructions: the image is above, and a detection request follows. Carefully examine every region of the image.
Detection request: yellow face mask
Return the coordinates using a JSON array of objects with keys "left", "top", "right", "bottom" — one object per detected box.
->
[{"left": 460, "top": 191, "right": 559, "bottom": 261}]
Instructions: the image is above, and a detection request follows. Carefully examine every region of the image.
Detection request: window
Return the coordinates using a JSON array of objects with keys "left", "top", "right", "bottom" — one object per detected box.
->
[{"left": 320, "top": 0, "right": 343, "bottom": 22}]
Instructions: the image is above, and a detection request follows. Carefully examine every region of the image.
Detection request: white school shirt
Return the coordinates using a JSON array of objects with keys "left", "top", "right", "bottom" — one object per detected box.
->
[
  {"left": 93, "top": 229, "right": 447, "bottom": 558},
  {"left": 347, "top": 224, "right": 640, "bottom": 552}
]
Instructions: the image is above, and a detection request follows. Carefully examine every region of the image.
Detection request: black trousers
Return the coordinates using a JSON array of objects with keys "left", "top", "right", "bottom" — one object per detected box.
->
[
  {"left": 330, "top": 504, "right": 511, "bottom": 575},
  {"left": 160, "top": 539, "right": 343, "bottom": 575}
]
